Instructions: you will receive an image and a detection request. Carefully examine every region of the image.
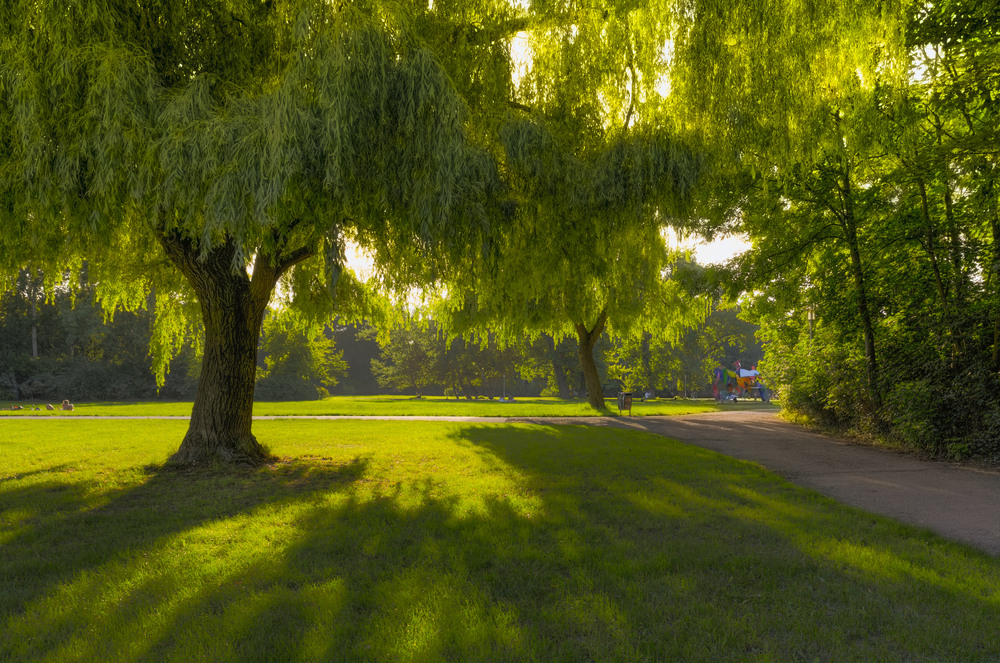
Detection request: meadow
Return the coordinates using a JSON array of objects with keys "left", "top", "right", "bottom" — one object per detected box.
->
[
  {"left": 0, "top": 395, "right": 746, "bottom": 418},
  {"left": 1, "top": 418, "right": 997, "bottom": 661}
]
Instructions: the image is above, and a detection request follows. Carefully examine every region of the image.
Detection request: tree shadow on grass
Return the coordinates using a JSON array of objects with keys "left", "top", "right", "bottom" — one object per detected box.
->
[
  {"left": 3, "top": 424, "right": 999, "bottom": 662},
  {"left": 441, "top": 424, "right": 1000, "bottom": 660},
  {"left": 0, "top": 456, "right": 369, "bottom": 624}
]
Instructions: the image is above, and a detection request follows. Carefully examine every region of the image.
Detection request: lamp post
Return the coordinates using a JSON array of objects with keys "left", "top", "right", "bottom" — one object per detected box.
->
[{"left": 807, "top": 305, "right": 816, "bottom": 340}]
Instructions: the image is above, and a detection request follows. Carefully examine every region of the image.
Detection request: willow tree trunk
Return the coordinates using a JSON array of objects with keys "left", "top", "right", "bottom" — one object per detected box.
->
[
  {"left": 574, "top": 311, "right": 609, "bottom": 411},
  {"left": 156, "top": 231, "right": 308, "bottom": 465}
]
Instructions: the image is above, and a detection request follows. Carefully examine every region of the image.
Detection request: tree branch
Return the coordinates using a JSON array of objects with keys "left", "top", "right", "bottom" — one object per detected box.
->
[
  {"left": 508, "top": 99, "right": 533, "bottom": 113},
  {"left": 275, "top": 244, "right": 316, "bottom": 279}
]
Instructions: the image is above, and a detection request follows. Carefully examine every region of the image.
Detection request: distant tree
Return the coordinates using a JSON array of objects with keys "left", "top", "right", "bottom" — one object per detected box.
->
[
  {"left": 434, "top": 332, "right": 521, "bottom": 400},
  {"left": 366, "top": 325, "right": 437, "bottom": 397},
  {"left": 605, "top": 299, "right": 761, "bottom": 398},
  {"left": 513, "top": 334, "right": 581, "bottom": 399},
  {"left": 0, "top": 269, "right": 168, "bottom": 401},
  {"left": 327, "top": 322, "right": 382, "bottom": 395},
  {"left": 663, "top": 307, "right": 763, "bottom": 397},
  {"left": 255, "top": 311, "right": 346, "bottom": 401}
]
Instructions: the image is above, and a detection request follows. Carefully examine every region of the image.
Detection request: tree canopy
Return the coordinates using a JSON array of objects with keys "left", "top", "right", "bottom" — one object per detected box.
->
[
  {"left": 1, "top": 0, "right": 496, "bottom": 462},
  {"left": 708, "top": 0, "right": 1000, "bottom": 458},
  {"left": 6, "top": 0, "right": 975, "bottom": 461},
  {"left": 426, "top": 2, "right": 710, "bottom": 409}
]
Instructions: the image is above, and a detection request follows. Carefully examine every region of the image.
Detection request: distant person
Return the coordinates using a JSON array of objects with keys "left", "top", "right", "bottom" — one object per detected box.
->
[
  {"left": 61, "top": 400, "right": 74, "bottom": 411},
  {"left": 46, "top": 403, "right": 55, "bottom": 410}
]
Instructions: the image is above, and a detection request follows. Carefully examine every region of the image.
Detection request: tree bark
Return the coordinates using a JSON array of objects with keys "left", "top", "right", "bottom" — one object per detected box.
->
[
  {"left": 839, "top": 160, "right": 882, "bottom": 408},
  {"left": 25, "top": 267, "right": 40, "bottom": 359},
  {"left": 552, "top": 362, "right": 571, "bottom": 399},
  {"left": 991, "top": 211, "right": 1000, "bottom": 371},
  {"left": 942, "top": 181, "right": 966, "bottom": 308},
  {"left": 30, "top": 287, "right": 38, "bottom": 360},
  {"left": 574, "top": 310, "right": 609, "bottom": 411},
  {"left": 156, "top": 230, "right": 313, "bottom": 465},
  {"left": 917, "top": 178, "right": 949, "bottom": 308}
]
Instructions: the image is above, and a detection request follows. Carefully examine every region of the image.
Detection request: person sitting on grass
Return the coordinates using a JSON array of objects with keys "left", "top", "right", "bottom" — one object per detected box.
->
[{"left": 61, "top": 400, "right": 74, "bottom": 411}]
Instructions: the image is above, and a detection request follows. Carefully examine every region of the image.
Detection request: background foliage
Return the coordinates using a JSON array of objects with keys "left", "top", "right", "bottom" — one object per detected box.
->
[{"left": 721, "top": 1, "right": 1000, "bottom": 461}]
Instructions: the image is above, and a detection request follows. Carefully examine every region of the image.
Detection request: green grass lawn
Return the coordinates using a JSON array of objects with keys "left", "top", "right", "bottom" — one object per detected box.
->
[
  {"left": 2, "top": 419, "right": 996, "bottom": 662},
  {"left": 0, "top": 395, "right": 765, "bottom": 418}
]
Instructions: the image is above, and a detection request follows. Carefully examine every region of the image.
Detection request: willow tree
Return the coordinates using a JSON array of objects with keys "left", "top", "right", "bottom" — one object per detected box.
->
[
  {"left": 0, "top": 1, "right": 494, "bottom": 464},
  {"left": 428, "top": 2, "right": 708, "bottom": 410}
]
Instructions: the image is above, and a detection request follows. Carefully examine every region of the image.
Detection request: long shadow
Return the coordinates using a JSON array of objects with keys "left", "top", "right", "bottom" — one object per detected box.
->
[
  {"left": 0, "top": 464, "right": 72, "bottom": 483},
  {"left": 4, "top": 423, "right": 999, "bottom": 662},
  {"left": 0, "top": 457, "right": 368, "bottom": 620},
  {"left": 439, "top": 424, "right": 1000, "bottom": 659}
]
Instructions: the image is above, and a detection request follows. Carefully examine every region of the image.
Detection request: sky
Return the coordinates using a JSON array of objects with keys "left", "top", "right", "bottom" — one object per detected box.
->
[
  {"left": 688, "top": 234, "right": 751, "bottom": 266},
  {"left": 345, "top": 232, "right": 750, "bottom": 283}
]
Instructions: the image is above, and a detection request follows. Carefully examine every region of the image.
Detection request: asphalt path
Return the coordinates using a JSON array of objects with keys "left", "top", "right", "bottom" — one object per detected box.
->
[{"left": 8, "top": 409, "right": 999, "bottom": 555}]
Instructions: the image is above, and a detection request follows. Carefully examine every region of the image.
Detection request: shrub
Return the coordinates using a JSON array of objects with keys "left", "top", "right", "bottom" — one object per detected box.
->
[
  {"left": 762, "top": 326, "right": 868, "bottom": 428},
  {"left": 884, "top": 379, "right": 938, "bottom": 450}
]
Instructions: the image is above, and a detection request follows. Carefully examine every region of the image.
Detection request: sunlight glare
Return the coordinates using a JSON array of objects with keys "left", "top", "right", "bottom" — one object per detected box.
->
[{"left": 665, "top": 227, "right": 750, "bottom": 266}]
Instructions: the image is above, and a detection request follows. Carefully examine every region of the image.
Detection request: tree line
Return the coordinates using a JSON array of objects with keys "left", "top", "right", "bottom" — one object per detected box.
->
[
  {"left": 0, "top": 267, "right": 761, "bottom": 403},
  {"left": 714, "top": 1, "right": 1000, "bottom": 461}
]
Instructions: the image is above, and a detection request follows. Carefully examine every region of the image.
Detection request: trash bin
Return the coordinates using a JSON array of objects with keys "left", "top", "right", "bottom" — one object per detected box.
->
[{"left": 617, "top": 391, "right": 633, "bottom": 415}]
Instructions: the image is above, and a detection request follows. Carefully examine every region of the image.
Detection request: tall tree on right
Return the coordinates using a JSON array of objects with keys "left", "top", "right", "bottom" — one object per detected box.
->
[
  {"left": 694, "top": 0, "right": 1000, "bottom": 446},
  {"left": 674, "top": 0, "right": 916, "bottom": 411}
]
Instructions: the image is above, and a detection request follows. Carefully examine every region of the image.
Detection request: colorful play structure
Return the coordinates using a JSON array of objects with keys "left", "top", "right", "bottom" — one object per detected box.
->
[{"left": 712, "top": 361, "right": 770, "bottom": 403}]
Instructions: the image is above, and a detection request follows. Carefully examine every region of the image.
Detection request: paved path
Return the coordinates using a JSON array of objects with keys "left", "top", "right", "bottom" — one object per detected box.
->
[{"left": 512, "top": 410, "right": 1000, "bottom": 557}]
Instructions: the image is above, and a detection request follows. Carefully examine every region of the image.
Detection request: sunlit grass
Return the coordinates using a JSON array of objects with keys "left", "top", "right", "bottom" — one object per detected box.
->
[
  {"left": 0, "top": 395, "right": 756, "bottom": 418},
  {"left": 2, "top": 419, "right": 996, "bottom": 662}
]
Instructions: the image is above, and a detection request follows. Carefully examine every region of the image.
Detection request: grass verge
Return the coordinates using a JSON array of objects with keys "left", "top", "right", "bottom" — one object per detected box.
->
[
  {"left": 2, "top": 419, "right": 996, "bottom": 662},
  {"left": 0, "top": 395, "right": 769, "bottom": 418}
]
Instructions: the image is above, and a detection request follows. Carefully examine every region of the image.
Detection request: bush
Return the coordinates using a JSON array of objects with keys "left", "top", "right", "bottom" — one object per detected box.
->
[
  {"left": 762, "top": 326, "right": 869, "bottom": 428},
  {"left": 878, "top": 357, "right": 1000, "bottom": 460},
  {"left": 755, "top": 298, "right": 1000, "bottom": 461},
  {"left": 884, "top": 379, "right": 938, "bottom": 450},
  {"left": 937, "top": 361, "right": 1000, "bottom": 459}
]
